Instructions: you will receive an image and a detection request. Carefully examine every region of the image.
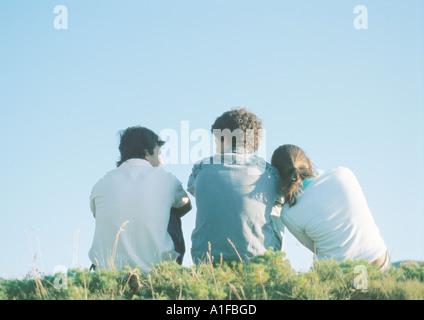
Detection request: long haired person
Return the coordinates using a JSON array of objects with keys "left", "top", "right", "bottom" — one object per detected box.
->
[{"left": 271, "top": 144, "right": 390, "bottom": 271}]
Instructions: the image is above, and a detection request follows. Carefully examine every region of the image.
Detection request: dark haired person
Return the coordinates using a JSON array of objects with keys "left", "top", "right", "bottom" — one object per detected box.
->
[
  {"left": 271, "top": 144, "right": 390, "bottom": 271},
  {"left": 188, "top": 108, "right": 285, "bottom": 264},
  {"left": 89, "top": 126, "right": 191, "bottom": 271}
]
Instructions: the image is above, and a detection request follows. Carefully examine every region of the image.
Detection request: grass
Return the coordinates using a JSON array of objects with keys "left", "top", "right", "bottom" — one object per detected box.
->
[{"left": 1, "top": 250, "right": 424, "bottom": 300}]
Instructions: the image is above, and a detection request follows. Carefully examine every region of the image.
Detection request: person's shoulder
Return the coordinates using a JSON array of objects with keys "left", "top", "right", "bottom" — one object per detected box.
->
[
  {"left": 266, "top": 161, "right": 281, "bottom": 177},
  {"left": 322, "top": 167, "right": 361, "bottom": 189},
  {"left": 91, "top": 167, "right": 119, "bottom": 191},
  {"left": 254, "top": 156, "right": 281, "bottom": 180},
  {"left": 190, "top": 156, "right": 215, "bottom": 174},
  {"left": 327, "top": 166, "right": 356, "bottom": 179},
  {"left": 154, "top": 165, "right": 181, "bottom": 183},
  {"left": 98, "top": 166, "right": 121, "bottom": 180}
]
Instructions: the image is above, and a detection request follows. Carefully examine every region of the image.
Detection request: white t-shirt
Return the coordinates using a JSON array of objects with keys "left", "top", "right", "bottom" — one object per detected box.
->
[
  {"left": 281, "top": 167, "right": 387, "bottom": 263},
  {"left": 89, "top": 159, "right": 188, "bottom": 271}
]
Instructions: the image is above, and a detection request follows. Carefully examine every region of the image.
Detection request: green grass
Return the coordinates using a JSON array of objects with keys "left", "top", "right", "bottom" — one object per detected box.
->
[{"left": 1, "top": 251, "right": 423, "bottom": 300}]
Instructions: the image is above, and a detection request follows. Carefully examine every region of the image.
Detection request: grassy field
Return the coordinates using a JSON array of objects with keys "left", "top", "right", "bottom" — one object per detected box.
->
[{"left": 1, "top": 251, "right": 423, "bottom": 300}]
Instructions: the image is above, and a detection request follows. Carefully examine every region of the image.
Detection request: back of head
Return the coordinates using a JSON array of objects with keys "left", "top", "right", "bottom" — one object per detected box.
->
[
  {"left": 116, "top": 126, "right": 164, "bottom": 167},
  {"left": 211, "top": 107, "right": 263, "bottom": 153},
  {"left": 271, "top": 144, "right": 314, "bottom": 207}
]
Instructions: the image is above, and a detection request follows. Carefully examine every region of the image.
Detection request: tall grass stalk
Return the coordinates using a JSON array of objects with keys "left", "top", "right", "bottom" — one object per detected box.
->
[{"left": 107, "top": 220, "right": 130, "bottom": 270}]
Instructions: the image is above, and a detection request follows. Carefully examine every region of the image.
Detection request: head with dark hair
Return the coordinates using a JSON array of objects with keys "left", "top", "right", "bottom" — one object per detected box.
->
[
  {"left": 211, "top": 107, "right": 263, "bottom": 153},
  {"left": 116, "top": 126, "right": 165, "bottom": 167},
  {"left": 271, "top": 144, "right": 315, "bottom": 207}
]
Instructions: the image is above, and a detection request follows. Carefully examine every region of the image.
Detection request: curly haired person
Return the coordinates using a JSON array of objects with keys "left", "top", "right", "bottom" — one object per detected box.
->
[{"left": 188, "top": 108, "right": 285, "bottom": 264}]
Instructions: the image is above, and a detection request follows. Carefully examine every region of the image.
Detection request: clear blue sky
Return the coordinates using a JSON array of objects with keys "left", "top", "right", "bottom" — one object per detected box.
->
[{"left": 0, "top": 0, "right": 423, "bottom": 278}]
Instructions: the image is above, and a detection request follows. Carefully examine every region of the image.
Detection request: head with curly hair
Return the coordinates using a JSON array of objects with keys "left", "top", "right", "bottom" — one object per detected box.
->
[{"left": 211, "top": 107, "right": 263, "bottom": 153}]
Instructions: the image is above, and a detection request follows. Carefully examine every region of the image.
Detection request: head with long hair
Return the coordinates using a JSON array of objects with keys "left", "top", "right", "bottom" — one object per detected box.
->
[
  {"left": 116, "top": 126, "right": 165, "bottom": 167},
  {"left": 271, "top": 144, "right": 315, "bottom": 207}
]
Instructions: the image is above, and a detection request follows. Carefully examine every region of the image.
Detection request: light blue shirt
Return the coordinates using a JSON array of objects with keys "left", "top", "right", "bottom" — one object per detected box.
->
[{"left": 188, "top": 148, "right": 285, "bottom": 264}]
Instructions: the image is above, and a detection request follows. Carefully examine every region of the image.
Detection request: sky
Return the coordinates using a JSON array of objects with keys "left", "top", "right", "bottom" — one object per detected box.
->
[{"left": 0, "top": 0, "right": 423, "bottom": 279}]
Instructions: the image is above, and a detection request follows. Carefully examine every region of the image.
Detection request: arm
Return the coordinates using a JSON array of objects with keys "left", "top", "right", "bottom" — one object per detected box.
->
[
  {"left": 89, "top": 193, "right": 96, "bottom": 218},
  {"left": 270, "top": 206, "right": 286, "bottom": 251},
  {"left": 171, "top": 183, "right": 192, "bottom": 218},
  {"left": 282, "top": 216, "right": 315, "bottom": 253},
  {"left": 291, "top": 227, "right": 315, "bottom": 253},
  {"left": 171, "top": 199, "right": 192, "bottom": 218},
  {"left": 187, "top": 161, "right": 203, "bottom": 197},
  {"left": 187, "top": 172, "right": 196, "bottom": 197},
  {"left": 90, "top": 180, "right": 102, "bottom": 219}
]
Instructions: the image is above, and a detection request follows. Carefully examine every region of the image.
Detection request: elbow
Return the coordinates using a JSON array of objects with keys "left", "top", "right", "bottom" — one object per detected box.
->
[{"left": 171, "top": 200, "right": 192, "bottom": 218}]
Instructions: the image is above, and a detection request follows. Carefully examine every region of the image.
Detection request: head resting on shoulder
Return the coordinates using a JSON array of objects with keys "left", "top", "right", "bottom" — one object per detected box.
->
[{"left": 271, "top": 144, "right": 315, "bottom": 207}]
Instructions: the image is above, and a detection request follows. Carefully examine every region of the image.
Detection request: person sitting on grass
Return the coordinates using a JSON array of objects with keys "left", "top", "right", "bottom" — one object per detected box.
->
[
  {"left": 89, "top": 126, "right": 191, "bottom": 271},
  {"left": 271, "top": 144, "right": 390, "bottom": 271},
  {"left": 188, "top": 108, "right": 285, "bottom": 265}
]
